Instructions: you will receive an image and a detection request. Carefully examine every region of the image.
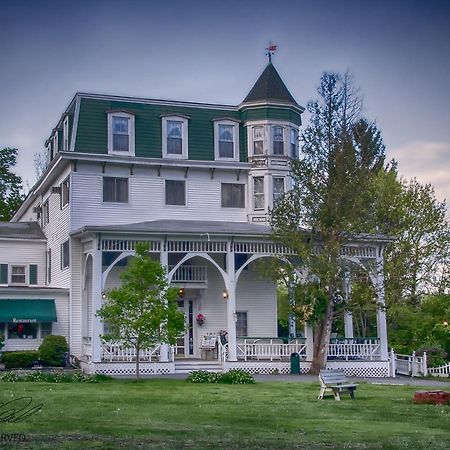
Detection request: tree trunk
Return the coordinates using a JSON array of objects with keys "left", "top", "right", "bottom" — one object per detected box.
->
[
  {"left": 135, "top": 342, "right": 140, "bottom": 382},
  {"left": 310, "top": 294, "right": 334, "bottom": 374}
]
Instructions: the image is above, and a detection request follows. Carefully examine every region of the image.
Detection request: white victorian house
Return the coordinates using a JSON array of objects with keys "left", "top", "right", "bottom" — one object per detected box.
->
[{"left": 1, "top": 61, "right": 392, "bottom": 377}]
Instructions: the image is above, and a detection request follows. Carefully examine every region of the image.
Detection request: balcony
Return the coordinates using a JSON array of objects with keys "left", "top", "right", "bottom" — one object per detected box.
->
[{"left": 169, "top": 265, "right": 207, "bottom": 285}]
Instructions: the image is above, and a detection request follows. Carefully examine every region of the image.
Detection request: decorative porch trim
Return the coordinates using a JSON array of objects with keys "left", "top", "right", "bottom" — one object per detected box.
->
[
  {"left": 325, "top": 360, "right": 390, "bottom": 377},
  {"left": 224, "top": 361, "right": 311, "bottom": 375},
  {"left": 81, "top": 361, "right": 175, "bottom": 375}
]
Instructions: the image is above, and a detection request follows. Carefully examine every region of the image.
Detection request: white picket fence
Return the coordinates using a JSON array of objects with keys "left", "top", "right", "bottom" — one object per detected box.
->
[
  {"left": 427, "top": 362, "right": 450, "bottom": 378},
  {"left": 391, "top": 349, "right": 428, "bottom": 377}
]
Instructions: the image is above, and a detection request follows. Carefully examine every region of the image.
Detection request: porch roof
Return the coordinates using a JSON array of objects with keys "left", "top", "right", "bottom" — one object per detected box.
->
[{"left": 72, "top": 220, "right": 272, "bottom": 237}]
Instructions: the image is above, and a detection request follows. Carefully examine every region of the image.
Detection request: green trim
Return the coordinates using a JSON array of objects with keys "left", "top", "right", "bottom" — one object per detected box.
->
[
  {"left": 0, "top": 264, "right": 8, "bottom": 284},
  {"left": 29, "top": 265, "right": 38, "bottom": 285},
  {"left": 0, "top": 299, "right": 57, "bottom": 322}
]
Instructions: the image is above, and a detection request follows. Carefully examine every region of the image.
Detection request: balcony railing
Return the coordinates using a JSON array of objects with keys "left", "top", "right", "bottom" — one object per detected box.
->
[
  {"left": 169, "top": 265, "right": 207, "bottom": 284},
  {"left": 327, "top": 339, "right": 381, "bottom": 360},
  {"left": 101, "top": 342, "right": 161, "bottom": 362}
]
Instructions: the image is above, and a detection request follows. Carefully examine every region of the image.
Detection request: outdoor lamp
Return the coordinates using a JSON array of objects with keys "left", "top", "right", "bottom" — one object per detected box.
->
[
  {"left": 222, "top": 290, "right": 228, "bottom": 300},
  {"left": 178, "top": 288, "right": 185, "bottom": 298}
]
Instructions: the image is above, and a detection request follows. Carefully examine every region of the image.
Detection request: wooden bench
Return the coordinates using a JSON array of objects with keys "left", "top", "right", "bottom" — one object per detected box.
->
[{"left": 318, "top": 369, "right": 358, "bottom": 401}]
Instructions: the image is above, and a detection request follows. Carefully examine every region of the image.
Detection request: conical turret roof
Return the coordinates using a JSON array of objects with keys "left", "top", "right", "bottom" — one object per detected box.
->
[{"left": 242, "top": 62, "right": 298, "bottom": 106}]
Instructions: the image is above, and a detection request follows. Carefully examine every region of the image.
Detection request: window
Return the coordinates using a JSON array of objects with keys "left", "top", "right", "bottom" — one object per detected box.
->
[
  {"left": 107, "top": 112, "right": 135, "bottom": 155},
  {"left": 236, "top": 311, "right": 248, "bottom": 337},
  {"left": 273, "top": 126, "right": 284, "bottom": 155},
  {"left": 103, "top": 177, "right": 128, "bottom": 203},
  {"left": 253, "top": 126, "right": 264, "bottom": 155},
  {"left": 42, "top": 200, "right": 49, "bottom": 226},
  {"left": 8, "top": 322, "right": 38, "bottom": 339},
  {"left": 63, "top": 115, "right": 69, "bottom": 151},
  {"left": 290, "top": 128, "right": 299, "bottom": 158},
  {"left": 221, "top": 183, "right": 245, "bottom": 208},
  {"left": 214, "top": 120, "right": 239, "bottom": 160},
  {"left": 41, "top": 322, "right": 52, "bottom": 339},
  {"left": 273, "top": 177, "right": 285, "bottom": 204},
  {"left": 165, "top": 180, "right": 186, "bottom": 206},
  {"left": 253, "top": 177, "right": 265, "bottom": 210},
  {"left": 61, "top": 240, "right": 70, "bottom": 269},
  {"left": 47, "top": 249, "right": 52, "bottom": 284},
  {"left": 11, "top": 266, "right": 26, "bottom": 284},
  {"left": 53, "top": 131, "right": 59, "bottom": 154},
  {"left": 61, "top": 176, "right": 70, "bottom": 208},
  {"left": 162, "top": 116, "right": 189, "bottom": 159}
]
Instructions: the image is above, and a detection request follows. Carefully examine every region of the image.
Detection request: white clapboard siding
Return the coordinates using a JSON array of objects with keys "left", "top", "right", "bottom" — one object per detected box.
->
[
  {"left": 0, "top": 240, "right": 46, "bottom": 286},
  {"left": 69, "top": 238, "right": 83, "bottom": 355},
  {"left": 70, "top": 166, "right": 248, "bottom": 231}
]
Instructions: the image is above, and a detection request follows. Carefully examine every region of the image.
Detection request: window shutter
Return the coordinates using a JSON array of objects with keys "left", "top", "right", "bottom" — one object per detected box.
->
[
  {"left": 0, "top": 264, "right": 8, "bottom": 284},
  {"left": 29, "top": 264, "right": 38, "bottom": 285}
]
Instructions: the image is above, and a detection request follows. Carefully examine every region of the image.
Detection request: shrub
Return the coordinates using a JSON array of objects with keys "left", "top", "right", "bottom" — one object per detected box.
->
[
  {"left": 0, "top": 371, "right": 20, "bottom": 382},
  {"left": 24, "top": 371, "right": 49, "bottom": 382},
  {"left": 417, "top": 346, "right": 448, "bottom": 368},
  {"left": 220, "top": 369, "right": 255, "bottom": 384},
  {"left": 186, "top": 370, "right": 221, "bottom": 383},
  {"left": 39, "top": 335, "right": 69, "bottom": 367},
  {"left": 1, "top": 351, "right": 39, "bottom": 369},
  {"left": 0, "top": 333, "right": 4, "bottom": 353},
  {"left": 49, "top": 372, "right": 71, "bottom": 383},
  {"left": 72, "top": 372, "right": 99, "bottom": 383}
]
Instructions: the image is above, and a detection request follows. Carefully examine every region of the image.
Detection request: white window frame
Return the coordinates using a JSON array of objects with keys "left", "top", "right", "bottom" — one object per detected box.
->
[
  {"left": 102, "top": 177, "right": 129, "bottom": 203},
  {"left": 162, "top": 115, "right": 189, "bottom": 159},
  {"left": 221, "top": 183, "right": 246, "bottom": 208},
  {"left": 252, "top": 125, "right": 266, "bottom": 156},
  {"left": 236, "top": 311, "right": 248, "bottom": 337},
  {"left": 61, "top": 240, "right": 70, "bottom": 270},
  {"left": 61, "top": 176, "right": 70, "bottom": 209},
  {"left": 10, "top": 265, "right": 27, "bottom": 285},
  {"left": 107, "top": 111, "right": 135, "bottom": 156},
  {"left": 63, "top": 115, "right": 69, "bottom": 151},
  {"left": 53, "top": 131, "right": 59, "bottom": 155},
  {"left": 253, "top": 176, "right": 265, "bottom": 211},
  {"left": 213, "top": 119, "right": 240, "bottom": 161},
  {"left": 290, "top": 127, "right": 299, "bottom": 158},
  {"left": 272, "top": 176, "right": 285, "bottom": 204},
  {"left": 272, "top": 125, "right": 285, "bottom": 155},
  {"left": 42, "top": 199, "right": 49, "bottom": 227}
]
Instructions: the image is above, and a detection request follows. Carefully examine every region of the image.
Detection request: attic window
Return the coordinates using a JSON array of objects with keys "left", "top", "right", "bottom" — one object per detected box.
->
[
  {"left": 107, "top": 111, "right": 135, "bottom": 156},
  {"left": 253, "top": 126, "right": 264, "bottom": 155},
  {"left": 213, "top": 119, "right": 239, "bottom": 161},
  {"left": 162, "top": 116, "right": 188, "bottom": 159}
]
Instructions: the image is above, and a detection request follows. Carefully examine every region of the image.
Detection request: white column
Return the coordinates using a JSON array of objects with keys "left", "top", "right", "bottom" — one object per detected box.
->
[
  {"left": 226, "top": 245, "right": 237, "bottom": 361},
  {"left": 159, "top": 241, "right": 170, "bottom": 362},
  {"left": 91, "top": 239, "right": 103, "bottom": 362},
  {"left": 375, "top": 250, "right": 389, "bottom": 360},
  {"left": 304, "top": 323, "right": 314, "bottom": 361},
  {"left": 343, "top": 272, "right": 354, "bottom": 339},
  {"left": 288, "top": 283, "right": 296, "bottom": 338}
]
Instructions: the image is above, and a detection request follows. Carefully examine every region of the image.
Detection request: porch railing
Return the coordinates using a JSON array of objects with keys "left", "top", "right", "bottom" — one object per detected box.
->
[
  {"left": 101, "top": 342, "right": 161, "bottom": 362},
  {"left": 393, "top": 351, "right": 427, "bottom": 376},
  {"left": 169, "top": 265, "right": 207, "bottom": 283},
  {"left": 82, "top": 337, "right": 92, "bottom": 362},
  {"left": 236, "top": 338, "right": 307, "bottom": 361},
  {"left": 327, "top": 339, "right": 381, "bottom": 361}
]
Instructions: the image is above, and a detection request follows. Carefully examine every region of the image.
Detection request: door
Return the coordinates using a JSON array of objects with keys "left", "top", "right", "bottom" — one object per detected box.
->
[{"left": 174, "top": 299, "right": 195, "bottom": 358}]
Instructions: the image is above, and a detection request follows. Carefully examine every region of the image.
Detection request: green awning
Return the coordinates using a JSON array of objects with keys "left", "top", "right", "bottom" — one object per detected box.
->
[{"left": 0, "top": 299, "right": 57, "bottom": 323}]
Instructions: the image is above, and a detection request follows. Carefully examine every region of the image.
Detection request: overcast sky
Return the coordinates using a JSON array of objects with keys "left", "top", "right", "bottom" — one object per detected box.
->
[{"left": 1, "top": 0, "right": 449, "bottom": 205}]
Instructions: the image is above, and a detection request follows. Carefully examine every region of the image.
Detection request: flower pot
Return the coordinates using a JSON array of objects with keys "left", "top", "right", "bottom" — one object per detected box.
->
[{"left": 196, "top": 319, "right": 204, "bottom": 326}]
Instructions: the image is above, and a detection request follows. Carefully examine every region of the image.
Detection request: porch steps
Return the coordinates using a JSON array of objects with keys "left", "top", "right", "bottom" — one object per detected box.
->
[{"left": 174, "top": 359, "right": 223, "bottom": 374}]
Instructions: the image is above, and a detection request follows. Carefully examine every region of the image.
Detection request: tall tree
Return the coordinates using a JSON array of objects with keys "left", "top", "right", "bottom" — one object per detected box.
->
[
  {"left": 270, "top": 72, "right": 387, "bottom": 373},
  {"left": 0, "top": 147, "right": 23, "bottom": 221},
  {"left": 97, "top": 243, "right": 185, "bottom": 380}
]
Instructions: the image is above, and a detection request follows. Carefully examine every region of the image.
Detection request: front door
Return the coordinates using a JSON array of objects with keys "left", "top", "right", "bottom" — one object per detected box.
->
[{"left": 174, "top": 299, "right": 195, "bottom": 358}]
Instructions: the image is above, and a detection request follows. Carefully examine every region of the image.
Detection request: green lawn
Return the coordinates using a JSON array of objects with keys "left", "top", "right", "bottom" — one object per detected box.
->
[{"left": 0, "top": 379, "right": 449, "bottom": 449}]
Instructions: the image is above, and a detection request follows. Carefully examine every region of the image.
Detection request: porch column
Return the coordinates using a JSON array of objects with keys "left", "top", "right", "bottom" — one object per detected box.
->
[
  {"left": 304, "top": 323, "right": 314, "bottom": 361},
  {"left": 226, "top": 245, "right": 237, "bottom": 361},
  {"left": 343, "top": 272, "right": 354, "bottom": 339},
  {"left": 288, "top": 283, "right": 296, "bottom": 338},
  {"left": 91, "top": 238, "right": 103, "bottom": 362},
  {"left": 159, "top": 241, "right": 170, "bottom": 362},
  {"left": 375, "top": 250, "right": 389, "bottom": 360}
]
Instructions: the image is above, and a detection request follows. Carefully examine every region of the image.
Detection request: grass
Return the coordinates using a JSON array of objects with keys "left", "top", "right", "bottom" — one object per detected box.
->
[{"left": 0, "top": 378, "right": 449, "bottom": 449}]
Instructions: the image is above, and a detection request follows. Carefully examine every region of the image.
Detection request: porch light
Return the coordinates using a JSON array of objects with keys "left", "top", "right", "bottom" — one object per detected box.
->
[
  {"left": 178, "top": 288, "right": 185, "bottom": 298},
  {"left": 101, "top": 292, "right": 107, "bottom": 300},
  {"left": 222, "top": 290, "right": 228, "bottom": 300},
  {"left": 443, "top": 321, "right": 448, "bottom": 327}
]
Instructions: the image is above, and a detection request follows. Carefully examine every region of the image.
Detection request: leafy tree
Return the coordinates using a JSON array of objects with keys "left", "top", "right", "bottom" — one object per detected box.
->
[
  {"left": 97, "top": 243, "right": 185, "bottom": 380},
  {"left": 0, "top": 147, "right": 24, "bottom": 221},
  {"left": 270, "top": 72, "right": 387, "bottom": 373},
  {"left": 34, "top": 149, "right": 47, "bottom": 181}
]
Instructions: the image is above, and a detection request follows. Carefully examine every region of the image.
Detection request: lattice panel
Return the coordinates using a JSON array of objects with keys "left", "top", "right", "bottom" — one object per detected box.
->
[
  {"left": 224, "top": 362, "right": 311, "bottom": 375},
  {"left": 326, "top": 361, "right": 390, "bottom": 378},
  {"left": 84, "top": 362, "right": 174, "bottom": 376}
]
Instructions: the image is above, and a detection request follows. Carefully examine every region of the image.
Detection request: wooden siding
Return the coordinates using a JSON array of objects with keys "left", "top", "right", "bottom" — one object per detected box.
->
[
  {"left": 241, "top": 106, "right": 302, "bottom": 125},
  {"left": 0, "top": 240, "right": 46, "bottom": 286},
  {"left": 70, "top": 164, "right": 248, "bottom": 231},
  {"left": 75, "top": 98, "right": 247, "bottom": 161}
]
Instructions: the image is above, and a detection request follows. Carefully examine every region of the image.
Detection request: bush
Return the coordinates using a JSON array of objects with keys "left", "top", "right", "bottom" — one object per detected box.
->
[
  {"left": 72, "top": 372, "right": 99, "bottom": 383},
  {"left": 416, "top": 346, "right": 448, "bottom": 368},
  {"left": 220, "top": 369, "right": 255, "bottom": 384},
  {"left": 0, "top": 333, "right": 4, "bottom": 353},
  {"left": 1, "top": 351, "right": 39, "bottom": 369},
  {"left": 49, "top": 372, "right": 71, "bottom": 383},
  {"left": 39, "top": 335, "right": 69, "bottom": 367},
  {"left": 24, "top": 371, "right": 49, "bottom": 382},
  {"left": 0, "top": 371, "right": 20, "bottom": 382},
  {"left": 186, "top": 369, "right": 254, "bottom": 384}
]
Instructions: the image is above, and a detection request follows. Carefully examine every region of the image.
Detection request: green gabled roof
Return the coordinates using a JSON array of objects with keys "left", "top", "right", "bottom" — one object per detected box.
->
[{"left": 243, "top": 63, "right": 298, "bottom": 106}]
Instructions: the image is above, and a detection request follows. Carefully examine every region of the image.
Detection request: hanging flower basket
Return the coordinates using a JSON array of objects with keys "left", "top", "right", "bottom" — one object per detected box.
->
[{"left": 196, "top": 313, "right": 205, "bottom": 326}]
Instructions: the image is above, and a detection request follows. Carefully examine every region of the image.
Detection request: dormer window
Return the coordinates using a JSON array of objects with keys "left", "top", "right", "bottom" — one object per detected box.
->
[
  {"left": 53, "top": 131, "right": 59, "bottom": 155},
  {"left": 214, "top": 119, "right": 239, "bottom": 161},
  {"left": 107, "top": 111, "right": 135, "bottom": 155},
  {"left": 253, "top": 126, "right": 264, "bottom": 155},
  {"left": 273, "top": 126, "right": 284, "bottom": 155},
  {"left": 162, "top": 115, "right": 189, "bottom": 159},
  {"left": 63, "top": 115, "right": 70, "bottom": 151}
]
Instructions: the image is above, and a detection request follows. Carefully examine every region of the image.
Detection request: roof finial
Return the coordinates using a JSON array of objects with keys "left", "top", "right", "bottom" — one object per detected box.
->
[{"left": 265, "top": 42, "right": 278, "bottom": 63}]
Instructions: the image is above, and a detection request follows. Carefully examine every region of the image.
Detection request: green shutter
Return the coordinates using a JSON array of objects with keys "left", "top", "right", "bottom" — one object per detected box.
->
[
  {"left": 0, "top": 264, "right": 8, "bottom": 284},
  {"left": 29, "top": 264, "right": 38, "bottom": 285}
]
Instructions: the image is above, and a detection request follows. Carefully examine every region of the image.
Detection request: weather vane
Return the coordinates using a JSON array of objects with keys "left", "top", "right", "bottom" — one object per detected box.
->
[{"left": 265, "top": 42, "right": 278, "bottom": 63}]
